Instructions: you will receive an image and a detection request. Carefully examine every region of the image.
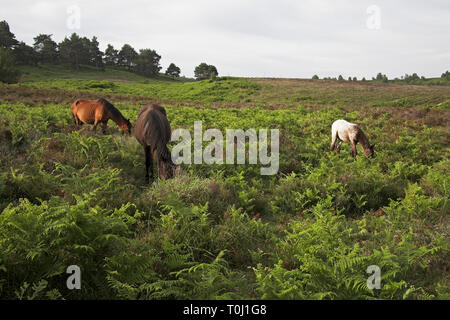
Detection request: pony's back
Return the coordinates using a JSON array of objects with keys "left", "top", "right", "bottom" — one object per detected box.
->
[
  {"left": 332, "top": 119, "right": 357, "bottom": 130},
  {"left": 134, "top": 104, "right": 172, "bottom": 160},
  {"left": 332, "top": 120, "right": 360, "bottom": 140}
]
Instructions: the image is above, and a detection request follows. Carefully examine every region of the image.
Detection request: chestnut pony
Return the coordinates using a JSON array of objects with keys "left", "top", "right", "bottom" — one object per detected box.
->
[
  {"left": 71, "top": 98, "right": 131, "bottom": 135},
  {"left": 134, "top": 104, "right": 176, "bottom": 182},
  {"left": 330, "top": 119, "right": 374, "bottom": 159}
]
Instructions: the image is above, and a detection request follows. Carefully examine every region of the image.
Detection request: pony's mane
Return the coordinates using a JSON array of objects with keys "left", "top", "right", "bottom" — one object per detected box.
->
[{"left": 98, "top": 98, "right": 126, "bottom": 121}]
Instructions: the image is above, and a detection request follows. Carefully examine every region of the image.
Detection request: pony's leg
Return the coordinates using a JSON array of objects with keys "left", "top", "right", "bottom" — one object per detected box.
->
[
  {"left": 336, "top": 141, "right": 343, "bottom": 154},
  {"left": 74, "top": 114, "right": 79, "bottom": 126},
  {"left": 92, "top": 119, "right": 99, "bottom": 132},
  {"left": 330, "top": 130, "right": 338, "bottom": 151},
  {"left": 144, "top": 146, "right": 154, "bottom": 182},
  {"left": 351, "top": 141, "right": 357, "bottom": 159},
  {"left": 156, "top": 151, "right": 161, "bottom": 179},
  {"left": 101, "top": 122, "right": 107, "bottom": 134}
]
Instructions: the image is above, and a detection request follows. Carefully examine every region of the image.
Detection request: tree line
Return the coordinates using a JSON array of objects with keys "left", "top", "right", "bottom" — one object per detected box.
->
[
  {"left": 0, "top": 20, "right": 220, "bottom": 82},
  {"left": 312, "top": 71, "right": 450, "bottom": 84}
]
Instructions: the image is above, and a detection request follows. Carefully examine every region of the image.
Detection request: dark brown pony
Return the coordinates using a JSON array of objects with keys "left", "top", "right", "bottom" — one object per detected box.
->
[
  {"left": 71, "top": 98, "right": 132, "bottom": 135},
  {"left": 134, "top": 104, "right": 176, "bottom": 182}
]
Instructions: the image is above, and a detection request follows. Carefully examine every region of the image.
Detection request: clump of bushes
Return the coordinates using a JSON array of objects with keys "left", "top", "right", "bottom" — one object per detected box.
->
[{"left": 80, "top": 80, "right": 116, "bottom": 90}]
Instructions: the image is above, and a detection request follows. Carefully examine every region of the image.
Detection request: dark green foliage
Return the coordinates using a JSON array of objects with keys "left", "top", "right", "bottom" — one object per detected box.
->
[
  {"left": 134, "top": 49, "right": 161, "bottom": 77},
  {"left": 0, "top": 194, "right": 137, "bottom": 299},
  {"left": 33, "top": 34, "right": 59, "bottom": 64},
  {"left": 13, "top": 42, "right": 38, "bottom": 66},
  {"left": 195, "top": 63, "right": 218, "bottom": 80},
  {"left": 375, "top": 72, "right": 389, "bottom": 83},
  {"left": 442, "top": 71, "right": 450, "bottom": 80},
  {"left": 0, "top": 21, "right": 18, "bottom": 49},
  {"left": 88, "top": 36, "right": 104, "bottom": 71},
  {"left": 0, "top": 48, "right": 20, "bottom": 83},
  {"left": 403, "top": 73, "right": 421, "bottom": 83},
  {"left": 165, "top": 63, "right": 181, "bottom": 78},
  {"left": 255, "top": 197, "right": 445, "bottom": 299},
  {"left": 58, "top": 34, "right": 104, "bottom": 71},
  {"left": 118, "top": 44, "right": 138, "bottom": 71},
  {"left": 104, "top": 44, "right": 119, "bottom": 66},
  {"left": 58, "top": 33, "right": 85, "bottom": 70}
]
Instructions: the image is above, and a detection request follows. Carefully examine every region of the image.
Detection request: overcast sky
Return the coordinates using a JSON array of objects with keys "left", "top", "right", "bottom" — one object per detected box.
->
[{"left": 2, "top": 0, "right": 449, "bottom": 78}]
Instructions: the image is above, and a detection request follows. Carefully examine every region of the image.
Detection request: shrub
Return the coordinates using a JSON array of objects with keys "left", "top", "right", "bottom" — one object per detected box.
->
[{"left": 80, "top": 80, "right": 116, "bottom": 89}]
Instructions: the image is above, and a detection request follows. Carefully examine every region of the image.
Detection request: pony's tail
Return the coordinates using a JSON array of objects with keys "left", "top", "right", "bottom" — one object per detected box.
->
[
  {"left": 71, "top": 99, "right": 81, "bottom": 111},
  {"left": 71, "top": 100, "right": 80, "bottom": 125}
]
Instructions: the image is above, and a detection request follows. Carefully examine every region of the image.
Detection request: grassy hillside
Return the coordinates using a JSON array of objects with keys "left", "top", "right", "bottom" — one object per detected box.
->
[
  {"left": 17, "top": 64, "right": 185, "bottom": 83},
  {"left": 252, "top": 78, "right": 450, "bottom": 109},
  {"left": 12, "top": 65, "right": 450, "bottom": 109},
  {"left": 0, "top": 67, "right": 448, "bottom": 300}
]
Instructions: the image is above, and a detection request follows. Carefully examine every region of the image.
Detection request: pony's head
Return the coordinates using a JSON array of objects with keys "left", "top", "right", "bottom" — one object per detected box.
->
[
  {"left": 158, "top": 159, "right": 179, "bottom": 180},
  {"left": 365, "top": 144, "right": 375, "bottom": 157},
  {"left": 120, "top": 119, "right": 132, "bottom": 135}
]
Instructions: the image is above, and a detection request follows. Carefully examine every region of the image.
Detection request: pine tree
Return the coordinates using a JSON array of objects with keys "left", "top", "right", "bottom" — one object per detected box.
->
[
  {"left": 104, "top": 44, "right": 119, "bottom": 66},
  {"left": 0, "top": 20, "right": 18, "bottom": 49},
  {"left": 33, "top": 34, "right": 58, "bottom": 64},
  {"left": 135, "top": 48, "right": 161, "bottom": 77},
  {"left": 0, "top": 47, "right": 20, "bottom": 83},
  {"left": 118, "top": 44, "right": 138, "bottom": 70},
  {"left": 165, "top": 63, "right": 181, "bottom": 78}
]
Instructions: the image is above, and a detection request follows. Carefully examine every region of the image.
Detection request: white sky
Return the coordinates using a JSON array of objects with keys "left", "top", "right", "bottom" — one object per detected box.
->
[{"left": 2, "top": 0, "right": 449, "bottom": 78}]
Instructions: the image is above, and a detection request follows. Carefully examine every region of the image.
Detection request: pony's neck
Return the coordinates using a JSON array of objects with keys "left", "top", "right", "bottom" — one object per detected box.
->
[
  {"left": 110, "top": 110, "right": 127, "bottom": 126},
  {"left": 358, "top": 130, "right": 371, "bottom": 150}
]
